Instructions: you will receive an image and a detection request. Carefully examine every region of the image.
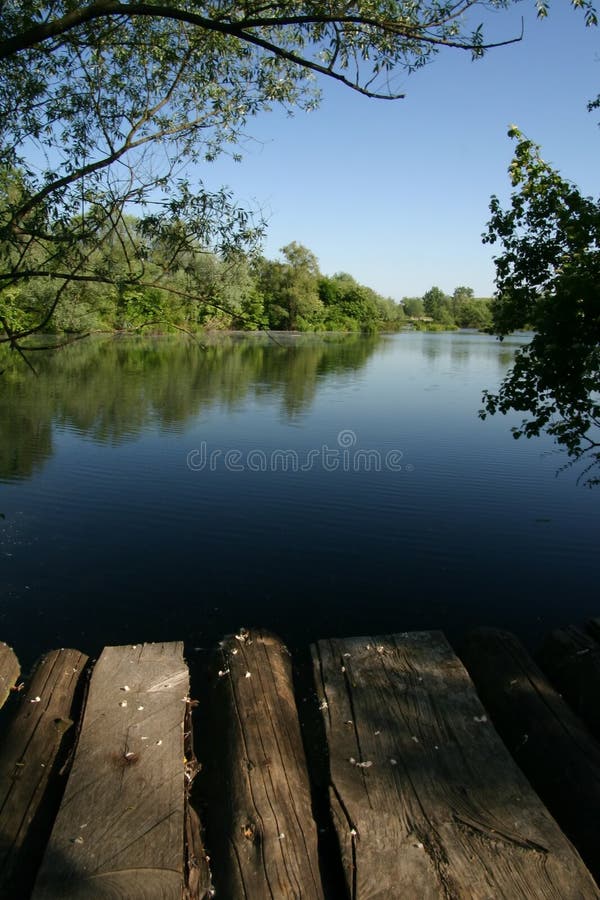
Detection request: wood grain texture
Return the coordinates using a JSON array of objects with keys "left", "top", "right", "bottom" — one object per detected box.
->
[
  {"left": 538, "top": 625, "right": 600, "bottom": 740},
  {"left": 460, "top": 627, "right": 600, "bottom": 882},
  {"left": 0, "top": 649, "right": 87, "bottom": 897},
  {"left": 207, "top": 629, "right": 324, "bottom": 899},
  {"left": 0, "top": 642, "right": 19, "bottom": 709},
  {"left": 313, "top": 631, "right": 600, "bottom": 900},
  {"left": 33, "top": 642, "right": 193, "bottom": 900}
]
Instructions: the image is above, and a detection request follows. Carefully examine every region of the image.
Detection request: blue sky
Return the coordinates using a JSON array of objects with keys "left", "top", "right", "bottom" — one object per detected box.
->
[{"left": 203, "top": 3, "right": 598, "bottom": 300}]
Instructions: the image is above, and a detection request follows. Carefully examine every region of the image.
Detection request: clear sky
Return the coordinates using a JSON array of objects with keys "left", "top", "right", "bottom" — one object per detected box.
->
[{"left": 202, "top": 3, "right": 598, "bottom": 301}]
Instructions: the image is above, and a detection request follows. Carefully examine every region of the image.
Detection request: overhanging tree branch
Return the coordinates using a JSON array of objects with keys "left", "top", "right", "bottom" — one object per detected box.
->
[{"left": 0, "top": 1, "right": 522, "bottom": 64}]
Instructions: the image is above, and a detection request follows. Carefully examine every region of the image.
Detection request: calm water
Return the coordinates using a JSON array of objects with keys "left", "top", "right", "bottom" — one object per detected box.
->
[{"left": 1, "top": 331, "right": 598, "bottom": 666}]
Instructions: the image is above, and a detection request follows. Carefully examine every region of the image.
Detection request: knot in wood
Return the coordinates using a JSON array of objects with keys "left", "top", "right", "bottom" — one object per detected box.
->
[{"left": 243, "top": 822, "right": 257, "bottom": 842}]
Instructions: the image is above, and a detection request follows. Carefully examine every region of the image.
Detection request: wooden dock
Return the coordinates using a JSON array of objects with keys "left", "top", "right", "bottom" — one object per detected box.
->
[{"left": 0, "top": 622, "right": 599, "bottom": 898}]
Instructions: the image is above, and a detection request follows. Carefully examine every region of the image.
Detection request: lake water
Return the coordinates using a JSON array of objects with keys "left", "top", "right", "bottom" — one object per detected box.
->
[{"left": 1, "top": 331, "right": 598, "bottom": 667}]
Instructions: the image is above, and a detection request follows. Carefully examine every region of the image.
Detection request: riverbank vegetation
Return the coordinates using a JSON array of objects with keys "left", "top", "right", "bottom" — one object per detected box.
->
[
  {"left": 402, "top": 286, "right": 493, "bottom": 330},
  {"left": 0, "top": 226, "right": 491, "bottom": 336}
]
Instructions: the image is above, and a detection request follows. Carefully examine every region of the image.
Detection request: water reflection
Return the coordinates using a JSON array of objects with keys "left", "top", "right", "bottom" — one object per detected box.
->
[
  {"left": 0, "top": 333, "right": 382, "bottom": 481},
  {"left": 417, "top": 331, "right": 526, "bottom": 371}
]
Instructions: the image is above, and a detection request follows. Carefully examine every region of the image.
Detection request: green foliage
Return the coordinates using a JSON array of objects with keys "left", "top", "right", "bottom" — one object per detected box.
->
[
  {"left": 245, "top": 247, "right": 403, "bottom": 333},
  {"left": 535, "top": 0, "right": 597, "bottom": 25},
  {"left": 121, "top": 287, "right": 170, "bottom": 329},
  {"left": 402, "top": 297, "right": 425, "bottom": 318},
  {"left": 277, "top": 243, "right": 323, "bottom": 330},
  {"left": 318, "top": 272, "right": 404, "bottom": 333},
  {"left": 481, "top": 127, "right": 600, "bottom": 484},
  {"left": 0, "top": 286, "right": 29, "bottom": 333},
  {"left": 454, "top": 297, "right": 493, "bottom": 329},
  {"left": 1, "top": 0, "right": 527, "bottom": 350},
  {"left": 403, "top": 287, "right": 491, "bottom": 329},
  {"left": 423, "top": 286, "right": 454, "bottom": 324}
]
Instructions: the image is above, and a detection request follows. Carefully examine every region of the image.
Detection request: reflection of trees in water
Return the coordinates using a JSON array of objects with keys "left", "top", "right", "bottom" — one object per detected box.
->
[
  {"left": 0, "top": 334, "right": 381, "bottom": 479},
  {"left": 418, "top": 333, "right": 524, "bottom": 370},
  {"left": 0, "top": 408, "right": 53, "bottom": 483}
]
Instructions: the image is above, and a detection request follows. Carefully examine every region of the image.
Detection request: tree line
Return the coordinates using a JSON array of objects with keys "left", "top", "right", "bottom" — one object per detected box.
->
[
  {"left": 0, "top": 225, "right": 496, "bottom": 336},
  {"left": 402, "top": 286, "right": 493, "bottom": 330},
  {"left": 0, "top": 229, "right": 403, "bottom": 334}
]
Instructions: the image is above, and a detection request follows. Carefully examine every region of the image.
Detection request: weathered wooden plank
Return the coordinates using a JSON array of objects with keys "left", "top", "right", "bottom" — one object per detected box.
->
[
  {"left": 538, "top": 625, "right": 600, "bottom": 740},
  {"left": 460, "top": 627, "right": 600, "bottom": 881},
  {"left": 313, "top": 631, "right": 600, "bottom": 900},
  {"left": 205, "top": 629, "right": 324, "bottom": 899},
  {"left": 0, "top": 642, "right": 20, "bottom": 709},
  {"left": 33, "top": 641, "right": 207, "bottom": 900},
  {"left": 0, "top": 648, "right": 87, "bottom": 897}
]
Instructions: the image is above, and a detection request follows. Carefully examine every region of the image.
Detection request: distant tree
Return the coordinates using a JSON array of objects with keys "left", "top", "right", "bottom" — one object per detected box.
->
[
  {"left": 453, "top": 286, "right": 474, "bottom": 303},
  {"left": 451, "top": 285, "right": 474, "bottom": 318},
  {"left": 375, "top": 294, "right": 406, "bottom": 331},
  {"left": 481, "top": 127, "right": 600, "bottom": 484},
  {"left": 423, "top": 286, "right": 453, "bottom": 324},
  {"left": 254, "top": 257, "right": 287, "bottom": 329},
  {"left": 319, "top": 273, "right": 374, "bottom": 331},
  {"left": 402, "top": 297, "right": 425, "bottom": 317},
  {"left": 319, "top": 273, "right": 404, "bottom": 332},
  {"left": 257, "top": 243, "right": 323, "bottom": 330},
  {"left": 279, "top": 243, "right": 323, "bottom": 330},
  {"left": 450, "top": 287, "right": 492, "bottom": 329},
  {"left": 454, "top": 298, "right": 492, "bottom": 329}
]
